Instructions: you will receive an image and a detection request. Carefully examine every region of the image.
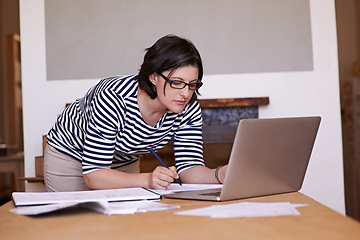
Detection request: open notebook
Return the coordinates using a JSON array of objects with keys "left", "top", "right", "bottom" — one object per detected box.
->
[
  {"left": 12, "top": 187, "right": 161, "bottom": 207},
  {"left": 164, "top": 116, "right": 321, "bottom": 201}
]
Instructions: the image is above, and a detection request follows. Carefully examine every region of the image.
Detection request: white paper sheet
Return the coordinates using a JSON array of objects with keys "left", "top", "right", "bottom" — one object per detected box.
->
[
  {"left": 175, "top": 202, "right": 307, "bottom": 218},
  {"left": 9, "top": 202, "right": 80, "bottom": 215},
  {"left": 151, "top": 183, "right": 222, "bottom": 195},
  {"left": 83, "top": 200, "right": 180, "bottom": 215},
  {"left": 109, "top": 200, "right": 180, "bottom": 212}
]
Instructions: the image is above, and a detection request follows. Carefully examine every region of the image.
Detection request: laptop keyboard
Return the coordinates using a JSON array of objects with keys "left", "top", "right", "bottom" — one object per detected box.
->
[{"left": 200, "top": 191, "right": 221, "bottom": 197}]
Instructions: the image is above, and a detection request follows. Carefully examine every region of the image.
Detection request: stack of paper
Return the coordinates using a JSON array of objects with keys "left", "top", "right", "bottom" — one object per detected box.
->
[
  {"left": 10, "top": 200, "right": 179, "bottom": 216},
  {"left": 175, "top": 202, "right": 307, "bottom": 218},
  {"left": 82, "top": 200, "right": 179, "bottom": 215},
  {"left": 10, "top": 187, "right": 179, "bottom": 216},
  {"left": 12, "top": 187, "right": 161, "bottom": 206}
]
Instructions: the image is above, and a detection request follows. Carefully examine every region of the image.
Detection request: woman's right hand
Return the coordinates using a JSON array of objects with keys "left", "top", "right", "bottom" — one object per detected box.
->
[{"left": 148, "top": 166, "right": 179, "bottom": 190}]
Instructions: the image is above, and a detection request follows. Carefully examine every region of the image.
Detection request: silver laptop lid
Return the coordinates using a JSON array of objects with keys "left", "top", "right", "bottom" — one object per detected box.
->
[{"left": 220, "top": 116, "right": 321, "bottom": 201}]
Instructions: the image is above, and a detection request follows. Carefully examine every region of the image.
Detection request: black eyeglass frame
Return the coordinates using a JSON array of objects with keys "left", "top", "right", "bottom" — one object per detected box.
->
[{"left": 157, "top": 72, "right": 203, "bottom": 90}]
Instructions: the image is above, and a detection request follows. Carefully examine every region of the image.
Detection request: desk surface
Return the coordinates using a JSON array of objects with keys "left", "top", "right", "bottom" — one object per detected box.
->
[{"left": 1, "top": 192, "right": 359, "bottom": 240}]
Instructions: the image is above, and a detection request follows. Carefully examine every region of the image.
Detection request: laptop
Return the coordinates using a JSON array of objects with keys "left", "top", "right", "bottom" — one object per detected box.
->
[{"left": 164, "top": 116, "right": 321, "bottom": 201}]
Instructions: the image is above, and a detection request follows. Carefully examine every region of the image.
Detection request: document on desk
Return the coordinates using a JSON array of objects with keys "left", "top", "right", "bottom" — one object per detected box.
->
[
  {"left": 10, "top": 202, "right": 80, "bottom": 216},
  {"left": 175, "top": 202, "right": 307, "bottom": 218},
  {"left": 10, "top": 200, "right": 180, "bottom": 216},
  {"left": 82, "top": 200, "right": 180, "bottom": 215},
  {"left": 12, "top": 187, "right": 161, "bottom": 206},
  {"left": 151, "top": 183, "right": 222, "bottom": 195}
]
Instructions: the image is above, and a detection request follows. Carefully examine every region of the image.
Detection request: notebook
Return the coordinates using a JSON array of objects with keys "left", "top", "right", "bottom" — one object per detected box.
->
[
  {"left": 12, "top": 187, "right": 161, "bottom": 207},
  {"left": 164, "top": 116, "right": 321, "bottom": 201}
]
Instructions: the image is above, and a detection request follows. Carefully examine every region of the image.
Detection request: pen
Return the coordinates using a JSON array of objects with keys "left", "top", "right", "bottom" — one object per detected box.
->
[{"left": 149, "top": 148, "right": 182, "bottom": 186}]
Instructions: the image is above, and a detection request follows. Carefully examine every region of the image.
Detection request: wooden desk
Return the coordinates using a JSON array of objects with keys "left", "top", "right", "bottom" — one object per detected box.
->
[{"left": 1, "top": 192, "right": 359, "bottom": 240}]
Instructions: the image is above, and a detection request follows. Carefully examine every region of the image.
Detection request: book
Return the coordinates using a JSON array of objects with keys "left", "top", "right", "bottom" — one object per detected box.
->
[
  {"left": 12, "top": 187, "right": 161, "bottom": 207},
  {"left": 9, "top": 200, "right": 180, "bottom": 216}
]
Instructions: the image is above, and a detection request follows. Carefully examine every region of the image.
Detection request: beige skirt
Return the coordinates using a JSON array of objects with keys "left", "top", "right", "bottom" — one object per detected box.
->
[{"left": 43, "top": 144, "right": 140, "bottom": 192}]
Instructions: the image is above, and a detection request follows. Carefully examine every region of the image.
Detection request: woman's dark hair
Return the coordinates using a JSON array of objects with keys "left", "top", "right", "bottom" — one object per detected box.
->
[{"left": 137, "top": 34, "right": 203, "bottom": 104}]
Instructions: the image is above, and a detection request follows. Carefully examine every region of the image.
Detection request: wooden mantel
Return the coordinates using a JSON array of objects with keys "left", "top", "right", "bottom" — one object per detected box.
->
[{"left": 199, "top": 97, "right": 269, "bottom": 108}]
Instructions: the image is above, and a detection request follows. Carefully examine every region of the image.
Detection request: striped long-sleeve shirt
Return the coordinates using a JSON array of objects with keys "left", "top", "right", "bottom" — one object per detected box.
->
[{"left": 47, "top": 75, "right": 204, "bottom": 174}]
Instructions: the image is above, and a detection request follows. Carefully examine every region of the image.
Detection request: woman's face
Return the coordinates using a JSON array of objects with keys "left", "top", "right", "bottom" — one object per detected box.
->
[{"left": 151, "top": 65, "right": 199, "bottom": 113}]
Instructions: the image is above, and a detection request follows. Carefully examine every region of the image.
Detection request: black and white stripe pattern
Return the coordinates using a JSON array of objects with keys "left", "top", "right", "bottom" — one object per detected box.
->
[{"left": 47, "top": 75, "right": 204, "bottom": 174}]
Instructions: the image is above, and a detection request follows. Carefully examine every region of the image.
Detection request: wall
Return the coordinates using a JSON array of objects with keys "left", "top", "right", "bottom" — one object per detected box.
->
[
  {"left": 44, "top": 0, "right": 313, "bottom": 80},
  {"left": 19, "top": 0, "right": 345, "bottom": 214}
]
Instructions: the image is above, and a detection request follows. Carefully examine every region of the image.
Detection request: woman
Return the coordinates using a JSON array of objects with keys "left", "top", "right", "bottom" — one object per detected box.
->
[{"left": 44, "top": 34, "right": 227, "bottom": 192}]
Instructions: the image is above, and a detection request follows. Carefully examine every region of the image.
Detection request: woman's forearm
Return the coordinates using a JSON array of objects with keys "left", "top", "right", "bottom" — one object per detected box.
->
[
  {"left": 83, "top": 168, "right": 151, "bottom": 190},
  {"left": 83, "top": 166, "right": 179, "bottom": 190},
  {"left": 179, "top": 165, "right": 227, "bottom": 184}
]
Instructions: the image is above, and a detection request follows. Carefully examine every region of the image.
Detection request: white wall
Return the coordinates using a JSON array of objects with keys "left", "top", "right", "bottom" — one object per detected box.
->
[
  {"left": 44, "top": 0, "right": 313, "bottom": 80},
  {"left": 19, "top": 0, "right": 345, "bottom": 214}
]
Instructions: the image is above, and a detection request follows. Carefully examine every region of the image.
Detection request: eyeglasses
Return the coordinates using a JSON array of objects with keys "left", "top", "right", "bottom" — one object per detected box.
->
[{"left": 157, "top": 72, "right": 203, "bottom": 90}]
